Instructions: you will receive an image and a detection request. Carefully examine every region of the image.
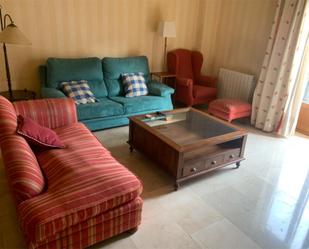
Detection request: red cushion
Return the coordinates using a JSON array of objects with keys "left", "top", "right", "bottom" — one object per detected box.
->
[
  {"left": 17, "top": 115, "right": 64, "bottom": 149},
  {"left": 209, "top": 98, "right": 252, "bottom": 114},
  {"left": 208, "top": 98, "right": 252, "bottom": 122},
  {"left": 193, "top": 85, "right": 217, "bottom": 99}
]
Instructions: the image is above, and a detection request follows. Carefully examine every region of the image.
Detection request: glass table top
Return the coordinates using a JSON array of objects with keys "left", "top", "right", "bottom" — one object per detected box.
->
[{"left": 137, "top": 109, "right": 237, "bottom": 146}]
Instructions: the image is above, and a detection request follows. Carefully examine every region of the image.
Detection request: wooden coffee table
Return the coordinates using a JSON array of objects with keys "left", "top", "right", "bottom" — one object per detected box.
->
[{"left": 128, "top": 108, "right": 248, "bottom": 190}]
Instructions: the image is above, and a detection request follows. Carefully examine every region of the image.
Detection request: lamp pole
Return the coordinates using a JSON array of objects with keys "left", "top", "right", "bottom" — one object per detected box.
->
[
  {"left": 0, "top": 7, "right": 14, "bottom": 100},
  {"left": 163, "top": 37, "right": 168, "bottom": 70}
]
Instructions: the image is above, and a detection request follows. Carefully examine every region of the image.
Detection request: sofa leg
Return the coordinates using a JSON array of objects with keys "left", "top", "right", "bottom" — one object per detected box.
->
[{"left": 127, "top": 227, "right": 138, "bottom": 234}]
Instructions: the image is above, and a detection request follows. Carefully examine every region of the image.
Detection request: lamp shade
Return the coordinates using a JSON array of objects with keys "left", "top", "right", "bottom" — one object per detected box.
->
[
  {"left": 157, "top": 21, "right": 176, "bottom": 38},
  {"left": 0, "top": 23, "right": 31, "bottom": 45}
]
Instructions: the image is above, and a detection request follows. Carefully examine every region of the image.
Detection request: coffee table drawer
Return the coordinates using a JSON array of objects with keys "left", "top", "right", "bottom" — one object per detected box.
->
[
  {"left": 205, "top": 155, "right": 225, "bottom": 170},
  {"left": 224, "top": 148, "right": 241, "bottom": 163},
  {"left": 183, "top": 154, "right": 226, "bottom": 177},
  {"left": 183, "top": 161, "right": 205, "bottom": 177}
]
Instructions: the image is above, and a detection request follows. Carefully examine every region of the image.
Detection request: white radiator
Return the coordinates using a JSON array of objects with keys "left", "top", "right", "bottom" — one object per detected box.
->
[{"left": 218, "top": 68, "right": 256, "bottom": 103}]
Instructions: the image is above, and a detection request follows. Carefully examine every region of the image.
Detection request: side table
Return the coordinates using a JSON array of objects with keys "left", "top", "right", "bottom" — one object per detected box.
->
[
  {"left": 151, "top": 72, "right": 176, "bottom": 85},
  {"left": 0, "top": 89, "right": 36, "bottom": 101}
]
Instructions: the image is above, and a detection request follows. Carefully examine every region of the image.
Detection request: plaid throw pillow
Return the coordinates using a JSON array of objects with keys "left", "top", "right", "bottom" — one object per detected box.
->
[
  {"left": 122, "top": 72, "right": 148, "bottom": 97},
  {"left": 60, "top": 80, "right": 97, "bottom": 105}
]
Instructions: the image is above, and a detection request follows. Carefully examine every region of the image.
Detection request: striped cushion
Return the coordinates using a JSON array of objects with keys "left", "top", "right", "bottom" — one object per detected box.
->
[
  {"left": 18, "top": 122, "right": 143, "bottom": 243},
  {"left": 0, "top": 135, "right": 45, "bottom": 204},
  {"left": 28, "top": 197, "right": 143, "bottom": 249},
  {"left": 13, "top": 98, "right": 77, "bottom": 130},
  {"left": 0, "top": 96, "right": 17, "bottom": 141}
]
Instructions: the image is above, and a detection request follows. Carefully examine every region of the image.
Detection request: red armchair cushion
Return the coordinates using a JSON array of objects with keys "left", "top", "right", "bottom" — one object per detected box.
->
[
  {"left": 17, "top": 115, "right": 65, "bottom": 149},
  {"left": 193, "top": 85, "right": 217, "bottom": 99},
  {"left": 208, "top": 98, "right": 252, "bottom": 122}
]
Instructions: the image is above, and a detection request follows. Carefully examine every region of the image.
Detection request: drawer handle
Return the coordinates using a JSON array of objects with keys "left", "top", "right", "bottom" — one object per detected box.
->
[
  {"left": 211, "top": 160, "right": 217, "bottom": 165},
  {"left": 191, "top": 167, "right": 197, "bottom": 172},
  {"left": 229, "top": 154, "right": 235, "bottom": 159}
]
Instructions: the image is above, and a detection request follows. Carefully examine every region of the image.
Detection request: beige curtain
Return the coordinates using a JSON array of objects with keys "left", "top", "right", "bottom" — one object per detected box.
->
[
  {"left": 277, "top": 11, "right": 309, "bottom": 136},
  {"left": 251, "top": 0, "right": 309, "bottom": 134}
]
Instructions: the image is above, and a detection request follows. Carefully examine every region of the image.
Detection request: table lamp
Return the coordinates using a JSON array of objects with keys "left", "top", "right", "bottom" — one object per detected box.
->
[
  {"left": 157, "top": 21, "right": 176, "bottom": 70},
  {"left": 0, "top": 6, "right": 31, "bottom": 101}
]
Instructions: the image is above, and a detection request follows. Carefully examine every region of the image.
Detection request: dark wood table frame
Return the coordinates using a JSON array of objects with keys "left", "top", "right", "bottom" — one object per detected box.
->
[{"left": 128, "top": 108, "right": 248, "bottom": 190}]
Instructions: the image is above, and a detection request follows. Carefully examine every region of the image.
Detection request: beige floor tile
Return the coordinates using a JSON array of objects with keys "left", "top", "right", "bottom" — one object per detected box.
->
[
  {"left": 192, "top": 219, "right": 262, "bottom": 249},
  {"left": 92, "top": 233, "right": 138, "bottom": 249},
  {"left": 131, "top": 212, "right": 203, "bottom": 249}
]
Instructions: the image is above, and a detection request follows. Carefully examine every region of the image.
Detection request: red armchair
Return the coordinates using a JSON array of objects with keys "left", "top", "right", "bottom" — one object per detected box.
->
[{"left": 167, "top": 49, "right": 217, "bottom": 106}]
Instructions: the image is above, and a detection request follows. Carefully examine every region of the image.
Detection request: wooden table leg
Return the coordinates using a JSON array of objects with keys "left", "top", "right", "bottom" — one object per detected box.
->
[
  {"left": 129, "top": 145, "right": 134, "bottom": 153},
  {"left": 174, "top": 182, "right": 180, "bottom": 191}
]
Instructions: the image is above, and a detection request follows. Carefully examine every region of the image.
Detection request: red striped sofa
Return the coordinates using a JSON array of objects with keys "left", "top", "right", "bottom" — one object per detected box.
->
[{"left": 0, "top": 96, "right": 143, "bottom": 249}]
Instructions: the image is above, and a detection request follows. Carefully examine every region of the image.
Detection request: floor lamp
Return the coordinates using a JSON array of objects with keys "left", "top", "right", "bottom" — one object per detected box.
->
[
  {"left": 0, "top": 6, "right": 31, "bottom": 101},
  {"left": 157, "top": 21, "right": 176, "bottom": 70}
]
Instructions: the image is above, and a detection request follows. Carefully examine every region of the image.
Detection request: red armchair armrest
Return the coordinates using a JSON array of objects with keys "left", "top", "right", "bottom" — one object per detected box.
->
[
  {"left": 196, "top": 75, "right": 217, "bottom": 88},
  {"left": 176, "top": 77, "right": 193, "bottom": 87},
  {"left": 175, "top": 77, "right": 194, "bottom": 106}
]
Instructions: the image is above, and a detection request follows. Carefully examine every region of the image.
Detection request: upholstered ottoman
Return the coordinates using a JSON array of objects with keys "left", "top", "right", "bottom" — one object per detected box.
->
[{"left": 208, "top": 98, "right": 252, "bottom": 122}]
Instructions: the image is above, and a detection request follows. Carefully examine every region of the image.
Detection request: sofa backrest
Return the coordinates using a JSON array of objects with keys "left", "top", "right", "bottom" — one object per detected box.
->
[
  {"left": 45, "top": 57, "right": 108, "bottom": 98},
  {"left": 13, "top": 98, "right": 77, "bottom": 130},
  {"left": 102, "top": 56, "right": 150, "bottom": 96}
]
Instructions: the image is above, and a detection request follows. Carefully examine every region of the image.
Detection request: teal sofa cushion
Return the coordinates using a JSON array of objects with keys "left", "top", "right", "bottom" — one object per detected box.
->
[
  {"left": 103, "top": 56, "right": 150, "bottom": 97},
  {"left": 46, "top": 57, "right": 108, "bottom": 98},
  {"left": 110, "top": 95, "right": 172, "bottom": 114},
  {"left": 77, "top": 98, "right": 124, "bottom": 120}
]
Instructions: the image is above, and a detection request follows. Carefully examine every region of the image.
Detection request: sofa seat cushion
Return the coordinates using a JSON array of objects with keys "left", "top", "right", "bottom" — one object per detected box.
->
[
  {"left": 17, "top": 123, "right": 143, "bottom": 243},
  {"left": 110, "top": 95, "right": 169, "bottom": 114},
  {"left": 193, "top": 85, "right": 217, "bottom": 99},
  {"left": 77, "top": 98, "right": 124, "bottom": 120}
]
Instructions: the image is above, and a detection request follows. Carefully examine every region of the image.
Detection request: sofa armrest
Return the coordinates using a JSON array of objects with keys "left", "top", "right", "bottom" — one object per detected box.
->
[
  {"left": 196, "top": 75, "right": 217, "bottom": 88},
  {"left": 41, "top": 87, "right": 66, "bottom": 98},
  {"left": 13, "top": 98, "right": 77, "bottom": 129},
  {"left": 148, "top": 81, "right": 174, "bottom": 96}
]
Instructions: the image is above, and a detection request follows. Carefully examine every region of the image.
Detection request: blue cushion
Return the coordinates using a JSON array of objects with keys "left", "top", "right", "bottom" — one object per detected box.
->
[
  {"left": 109, "top": 95, "right": 172, "bottom": 114},
  {"left": 103, "top": 56, "right": 150, "bottom": 97},
  {"left": 77, "top": 98, "right": 124, "bottom": 120},
  {"left": 122, "top": 73, "right": 148, "bottom": 97},
  {"left": 46, "top": 57, "right": 108, "bottom": 98}
]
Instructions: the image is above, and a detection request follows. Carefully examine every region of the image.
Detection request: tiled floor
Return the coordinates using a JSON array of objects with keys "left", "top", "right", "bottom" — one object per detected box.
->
[{"left": 0, "top": 124, "right": 308, "bottom": 249}]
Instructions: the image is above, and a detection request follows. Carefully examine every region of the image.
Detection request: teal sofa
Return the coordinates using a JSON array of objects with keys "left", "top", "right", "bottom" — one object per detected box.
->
[{"left": 40, "top": 56, "right": 174, "bottom": 131}]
